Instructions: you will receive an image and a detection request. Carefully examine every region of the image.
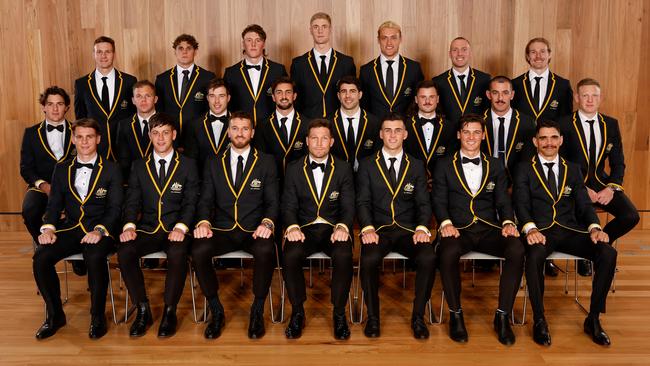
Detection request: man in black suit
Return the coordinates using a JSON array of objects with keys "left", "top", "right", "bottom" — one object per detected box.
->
[
  {"left": 33, "top": 118, "right": 123, "bottom": 340},
  {"left": 74, "top": 36, "right": 137, "bottom": 161},
  {"left": 513, "top": 119, "right": 617, "bottom": 346},
  {"left": 432, "top": 37, "right": 491, "bottom": 127},
  {"left": 290, "top": 12, "right": 356, "bottom": 118},
  {"left": 224, "top": 24, "right": 288, "bottom": 126},
  {"left": 329, "top": 75, "right": 381, "bottom": 172},
  {"left": 117, "top": 113, "right": 199, "bottom": 338},
  {"left": 560, "top": 78, "right": 639, "bottom": 276},
  {"left": 21, "top": 86, "right": 75, "bottom": 243},
  {"left": 192, "top": 111, "right": 279, "bottom": 340},
  {"left": 184, "top": 78, "right": 232, "bottom": 170},
  {"left": 117, "top": 80, "right": 157, "bottom": 182},
  {"left": 359, "top": 21, "right": 424, "bottom": 118},
  {"left": 512, "top": 37, "right": 573, "bottom": 122},
  {"left": 432, "top": 114, "right": 524, "bottom": 345},
  {"left": 255, "top": 77, "right": 308, "bottom": 177},
  {"left": 404, "top": 80, "right": 457, "bottom": 187},
  {"left": 155, "top": 34, "right": 215, "bottom": 142},
  {"left": 357, "top": 113, "right": 435, "bottom": 339},
  {"left": 282, "top": 119, "right": 355, "bottom": 340}
]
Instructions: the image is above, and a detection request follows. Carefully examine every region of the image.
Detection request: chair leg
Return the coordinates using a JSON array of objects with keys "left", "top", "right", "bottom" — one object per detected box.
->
[
  {"left": 436, "top": 290, "right": 445, "bottom": 324},
  {"left": 106, "top": 258, "right": 118, "bottom": 325},
  {"left": 63, "top": 261, "right": 69, "bottom": 304},
  {"left": 401, "top": 259, "right": 406, "bottom": 288}
]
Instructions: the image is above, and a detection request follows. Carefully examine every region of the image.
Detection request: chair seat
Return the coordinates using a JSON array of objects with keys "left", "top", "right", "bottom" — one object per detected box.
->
[
  {"left": 547, "top": 251, "right": 586, "bottom": 261},
  {"left": 306, "top": 251, "right": 330, "bottom": 260},
  {"left": 215, "top": 250, "right": 253, "bottom": 259},
  {"left": 384, "top": 252, "right": 408, "bottom": 260},
  {"left": 63, "top": 253, "right": 84, "bottom": 261},
  {"left": 460, "top": 251, "right": 504, "bottom": 261},
  {"left": 141, "top": 251, "right": 167, "bottom": 260}
]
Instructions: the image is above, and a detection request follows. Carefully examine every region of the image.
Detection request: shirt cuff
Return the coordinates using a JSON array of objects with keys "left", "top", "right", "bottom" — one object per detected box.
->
[
  {"left": 261, "top": 218, "right": 275, "bottom": 229},
  {"left": 195, "top": 220, "right": 212, "bottom": 228},
  {"left": 334, "top": 223, "right": 349, "bottom": 233},
  {"left": 123, "top": 223, "right": 136, "bottom": 232},
  {"left": 607, "top": 183, "right": 623, "bottom": 191},
  {"left": 588, "top": 224, "right": 602, "bottom": 233},
  {"left": 173, "top": 223, "right": 189, "bottom": 234},
  {"left": 284, "top": 224, "right": 300, "bottom": 235},
  {"left": 502, "top": 220, "right": 515, "bottom": 227},
  {"left": 34, "top": 179, "right": 46, "bottom": 189},
  {"left": 522, "top": 222, "right": 537, "bottom": 235},
  {"left": 439, "top": 219, "right": 453, "bottom": 229},
  {"left": 40, "top": 224, "right": 56, "bottom": 233},
  {"left": 360, "top": 225, "right": 376, "bottom": 234},
  {"left": 93, "top": 224, "right": 110, "bottom": 236},
  {"left": 415, "top": 225, "right": 431, "bottom": 236}
]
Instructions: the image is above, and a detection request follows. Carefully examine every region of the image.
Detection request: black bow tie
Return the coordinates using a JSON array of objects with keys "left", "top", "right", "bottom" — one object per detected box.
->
[
  {"left": 208, "top": 114, "right": 228, "bottom": 123},
  {"left": 462, "top": 157, "right": 480, "bottom": 165},
  {"left": 75, "top": 161, "right": 94, "bottom": 170},
  {"left": 245, "top": 64, "right": 261, "bottom": 71},
  {"left": 310, "top": 161, "right": 325, "bottom": 171},
  {"left": 419, "top": 117, "right": 435, "bottom": 126},
  {"left": 47, "top": 124, "right": 64, "bottom": 132}
]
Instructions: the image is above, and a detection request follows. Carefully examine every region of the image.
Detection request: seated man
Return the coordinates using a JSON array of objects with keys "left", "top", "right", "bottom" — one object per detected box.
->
[
  {"left": 118, "top": 113, "right": 199, "bottom": 338},
  {"left": 432, "top": 114, "right": 524, "bottom": 345},
  {"left": 192, "top": 111, "right": 279, "bottom": 340},
  {"left": 513, "top": 119, "right": 616, "bottom": 346},
  {"left": 34, "top": 118, "right": 123, "bottom": 339},
  {"left": 282, "top": 119, "right": 355, "bottom": 340},
  {"left": 356, "top": 112, "right": 435, "bottom": 339}
]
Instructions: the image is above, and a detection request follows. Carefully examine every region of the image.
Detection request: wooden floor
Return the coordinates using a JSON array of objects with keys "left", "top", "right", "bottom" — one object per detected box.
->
[{"left": 1, "top": 231, "right": 650, "bottom": 365}]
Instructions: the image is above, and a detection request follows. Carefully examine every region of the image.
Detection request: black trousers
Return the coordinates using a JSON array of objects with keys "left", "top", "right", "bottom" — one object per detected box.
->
[
  {"left": 32, "top": 227, "right": 113, "bottom": 317},
  {"left": 437, "top": 223, "right": 525, "bottom": 313},
  {"left": 191, "top": 229, "right": 276, "bottom": 301},
  {"left": 283, "top": 224, "right": 353, "bottom": 310},
  {"left": 22, "top": 189, "right": 48, "bottom": 242},
  {"left": 117, "top": 231, "right": 189, "bottom": 306},
  {"left": 360, "top": 226, "right": 436, "bottom": 319},
  {"left": 595, "top": 190, "right": 640, "bottom": 242},
  {"left": 525, "top": 226, "right": 617, "bottom": 321}
]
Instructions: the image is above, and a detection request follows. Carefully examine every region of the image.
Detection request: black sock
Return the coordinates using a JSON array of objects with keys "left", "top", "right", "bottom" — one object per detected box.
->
[
  {"left": 292, "top": 303, "right": 305, "bottom": 315},
  {"left": 207, "top": 296, "right": 224, "bottom": 313}
]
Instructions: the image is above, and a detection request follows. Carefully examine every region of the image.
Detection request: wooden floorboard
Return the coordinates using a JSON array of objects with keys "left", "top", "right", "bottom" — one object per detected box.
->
[{"left": 1, "top": 230, "right": 650, "bottom": 365}]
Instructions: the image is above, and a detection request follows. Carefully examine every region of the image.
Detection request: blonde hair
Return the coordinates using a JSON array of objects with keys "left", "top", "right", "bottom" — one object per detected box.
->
[
  {"left": 377, "top": 21, "right": 401, "bottom": 38},
  {"left": 310, "top": 12, "right": 331, "bottom": 25}
]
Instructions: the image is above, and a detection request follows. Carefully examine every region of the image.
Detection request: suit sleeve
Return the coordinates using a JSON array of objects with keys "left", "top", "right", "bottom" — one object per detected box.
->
[
  {"left": 116, "top": 120, "right": 132, "bottom": 182},
  {"left": 355, "top": 159, "right": 373, "bottom": 230},
  {"left": 177, "top": 159, "right": 199, "bottom": 229},
  {"left": 154, "top": 75, "right": 165, "bottom": 113},
  {"left": 183, "top": 119, "right": 199, "bottom": 160},
  {"left": 262, "top": 156, "right": 280, "bottom": 225},
  {"left": 358, "top": 67, "right": 370, "bottom": 111},
  {"left": 339, "top": 162, "right": 356, "bottom": 230},
  {"left": 74, "top": 79, "right": 88, "bottom": 119},
  {"left": 493, "top": 160, "right": 515, "bottom": 222},
  {"left": 606, "top": 119, "right": 625, "bottom": 186},
  {"left": 280, "top": 64, "right": 289, "bottom": 77},
  {"left": 573, "top": 165, "right": 600, "bottom": 226},
  {"left": 431, "top": 159, "right": 450, "bottom": 223},
  {"left": 512, "top": 162, "right": 534, "bottom": 229},
  {"left": 122, "top": 165, "right": 143, "bottom": 226},
  {"left": 281, "top": 164, "right": 300, "bottom": 227},
  {"left": 413, "top": 160, "right": 432, "bottom": 227},
  {"left": 42, "top": 164, "right": 65, "bottom": 227},
  {"left": 101, "top": 165, "right": 124, "bottom": 235},
  {"left": 20, "top": 129, "right": 40, "bottom": 185},
  {"left": 346, "top": 57, "right": 357, "bottom": 78}
]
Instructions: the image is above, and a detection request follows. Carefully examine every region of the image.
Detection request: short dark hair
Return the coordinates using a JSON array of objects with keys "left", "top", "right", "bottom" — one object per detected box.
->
[
  {"left": 458, "top": 113, "right": 485, "bottom": 132},
  {"left": 271, "top": 76, "right": 296, "bottom": 94},
  {"left": 229, "top": 111, "right": 254, "bottom": 128},
  {"left": 535, "top": 119, "right": 561, "bottom": 135},
  {"left": 172, "top": 34, "right": 199, "bottom": 49},
  {"left": 207, "top": 78, "right": 230, "bottom": 95},
  {"left": 132, "top": 80, "right": 156, "bottom": 94},
  {"left": 337, "top": 75, "right": 362, "bottom": 92},
  {"left": 148, "top": 113, "right": 176, "bottom": 131},
  {"left": 39, "top": 86, "right": 70, "bottom": 107},
  {"left": 415, "top": 79, "right": 440, "bottom": 94},
  {"left": 72, "top": 118, "right": 101, "bottom": 136},
  {"left": 380, "top": 112, "right": 406, "bottom": 128},
  {"left": 93, "top": 36, "right": 115, "bottom": 51},
  {"left": 489, "top": 75, "right": 513, "bottom": 90},
  {"left": 242, "top": 24, "right": 267, "bottom": 41},
  {"left": 576, "top": 78, "right": 601, "bottom": 91},
  {"left": 307, "top": 118, "right": 332, "bottom": 136}
]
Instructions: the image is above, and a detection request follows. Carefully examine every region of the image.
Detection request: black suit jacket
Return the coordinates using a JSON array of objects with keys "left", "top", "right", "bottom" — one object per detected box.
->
[
  {"left": 481, "top": 108, "right": 536, "bottom": 182},
  {"left": 290, "top": 50, "right": 356, "bottom": 118},
  {"left": 154, "top": 65, "right": 216, "bottom": 138},
  {"left": 223, "top": 58, "right": 287, "bottom": 125},
  {"left": 196, "top": 148, "right": 279, "bottom": 232},
  {"left": 432, "top": 152, "right": 514, "bottom": 229},
  {"left": 559, "top": 112, "right": 625, "bottom": 191},
  {"left": 255, "top": 111, "right": 309, "bottom": 175},
  {"left": 184, "top": 112, "right": 231, "bottom": 171},
  {"left": 20, "top": 120, "right": 74, "bottom": 188},
  {"left": 404, "top": 115, "right": 458, "bottom": 182},
  {"left": 512, "top": 71, "right": 573, "bottom": 122},
  {"left": 513, "top": 156, "right": 599, "bottom": 233},
  {"left": 123, "top": 151, "right": 199, "bottom": 234},
  {"left": 116, "top": 114, "right": 152, "bottom": 181},
  {"left": 74, "top": 69, "right": 137, "bottom": 160},
  {"left": 432, "top": 68, "right": 491, "bottom": 125},
  {"left": 43, "top": 156, "right": 123, "bottom": 236},
  {"left": 329, "top": 109, "right": 381, "bottom": 169},
  {"left": 356, "top": 151, "right": 432, "bottom": 232},
  {"left": 282, "top": 155, "right": 355, "bottom": 232},
  {"left": 359, "top": 56, "right": 424, "bottom": 118}
]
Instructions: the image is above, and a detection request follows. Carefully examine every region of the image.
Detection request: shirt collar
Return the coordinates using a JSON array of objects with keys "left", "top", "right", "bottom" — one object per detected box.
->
[
  {"left": 459, "top": 150, "right": 481, "bottom": 162},
  {"left": 153, "top": 150, "right": 174, "bottom": 163},
  {"left": 452, "top": 67, "right": 470, "bottom": 78},
  {"left": 578, "top": 110, "right": 598, "bottom": 123},
  {"left": 276, "top": 109, "right": 295, "bottom": 122},
  {"left": 313, "top": 48, "right": 332, "bottom": 59},
  {"left": 137, "top": 112, "right": 155, "bottom": 123},
  {"left": 176, "top": 64, "right": 195, "bottom": 75},
  {"left": 45, "top": 119, "right": 65, "bottom": 127},
  {"left": 418, "top": 111, "right": 437, "bottom": 120},
  {"left": 380, "top": 53, "right": 400, "bottom": 64},
  {"left": 95, "top": 68, "right": 115, "bottom": 79},
  {"left": 528, "top": 68, "right": 550, "bottom": 80},
  {"left": 245, "top": 58, "right": 263, "bottom": 67},
  {"left": 340, "top": 108, "right": 361, "bottom": 120},
  {"left": 491, "top": 108, "right": 512, "bottom": 122},
  {"left": 230, "top": 146, "right": 251, "bottom": 161},
  {"left": 382, "top": 148, "right": 403, "bottom": 162},
  {"left": 309, "top": 154, "right": 329, "bottom": 165},
  {"left": 77, "top": 154, "right": 98, "bottom": 165},
  {"left": 538, "top": 153, "right": 559, "bottom": 166}
]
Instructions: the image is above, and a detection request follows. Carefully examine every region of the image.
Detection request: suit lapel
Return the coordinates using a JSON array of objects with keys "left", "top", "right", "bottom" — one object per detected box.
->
[
  {"left": 505, "top": 110, "right": 521, "bottom": 162},
  {"left": 67, "top": 156, "right": 104, "bottom": 204},
  {"left": 531, "top": 156, "right": 558, "bottom": 202},
  {"left": 202, "top": 113, "right": 229, "bottom": 155},
  {"left": 571, "top": 112, "right": 590, "bottom": 165},
  {"left": 452, "top": 152, "right": 473, "bottom": 196},
  {"left": 131, "top": 115, "right": 150, "bottom": 158},
  {"left": 332, "top": 111, "right": 349, "bottom": 160},
  {"left": 372, "top": 56, "right": 407, "bottom": 110},
  {"left": 446, "top": 68, "right": 476, "bottom": 113},
  {"left": 483, "top": 110, "right": 495, "bottom": 156},
  {"left": 37, "top": 121, "right": 57, "bottom": 161}
]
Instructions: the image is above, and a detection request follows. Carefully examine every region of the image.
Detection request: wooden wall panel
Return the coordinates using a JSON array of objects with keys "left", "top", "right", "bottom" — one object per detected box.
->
[{"left": 1, "top": 0, "right": 648, "bottom": 230}]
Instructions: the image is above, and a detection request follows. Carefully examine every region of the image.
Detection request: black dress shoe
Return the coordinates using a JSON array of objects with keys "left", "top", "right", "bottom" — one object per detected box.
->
[
  {"left": 248, "top": 306, "right": 265, "bottom": 339},
  {"left": 363, "top": 317, "right": 380, "bottom": 338},
  {"left": 578, "top": 260, "right": 593, "bottom": 277},
  {"left": 72, "top": 261, "right": 87, "bottom": 276},
  {"left": 129, "top": 302, "right": 153, "bottom": 337},
  {"left": 285, "top": 312, "right": 305, "bottom": 339},
  {"left": 35, "top": 312, "right": 66, "bottom": 339},
  {"left": 532, "top": 318, "right": 552, "bottom": 346},
  {"left": 333, "top": 313, "right": 350, "bottom": 340},
  {"left": 545, "top": 261, "right": 559, "bottom": 277},
  {"left": 204, "top": 308, "right": 225, "bottom": 339},
  {"left": 584, "top": 315, "right": 611, "bottom": 346},
  {"left": 449, "top": 310, "right": 468, "bottom": 343},
  {"left": 411, "top": 315, "right": 429, "bottom": 339},
  {"left": 157, "top": 305, "right": 178, "bottom": 338},
  {"left": 494, "top": 311, "right": 515, "bottom": 346},
  {"left": 89, "top": 315, "right": 108, "bottom": 339}
]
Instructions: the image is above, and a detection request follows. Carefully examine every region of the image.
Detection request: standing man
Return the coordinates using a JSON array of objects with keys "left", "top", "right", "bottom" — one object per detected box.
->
[
  {"left": 155, "top": 34, "right": 215, "bottom": 142},
  {"left": 282, "top": 119, "right": 355, "bottom": 340},
  {"left": 432, "top": 37, "right": 491, "bottom": 127},
  {"left": 290, "top": 12, "right": 356, "bottom": 118},
  {"left": 513, "top": 119, "right": 617, "bottom": 346},
  {"left": 560, "top": 78, "right": 639, "bottom": 276},
  {"left": 75, "top": 36, "right": 136, "bottom": 161},
  {"left": 512, "top": 37, "right": 573, "bottom": 122},
  {"left": 33, "top": 118, "right": 123, "bottom": 339},
  {"left": 329, "top": 76, "right": 381, "bottom": 172},
  {"left": 192, "top": 111, "right": 279, "bottom": 340},
  {"left": 224, "top": 24, "right": 288, "bottom": 126},
  {"left": 359, "top": 21, "right": 424, "bottom": 118},
  {"left": 356, "top": 113, "right": 435, "bottom": 339},
  {"left": 117, "top": 113, "right": 199, "bottom": 338},
  {"left": 432, "top": 114, "right": 524, "bottom": 345}
]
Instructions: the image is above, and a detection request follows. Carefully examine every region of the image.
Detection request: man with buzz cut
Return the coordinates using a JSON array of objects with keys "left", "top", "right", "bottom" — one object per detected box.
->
[
  {"left": 117, "top": 113, "right": 199, "bottom": 338},
  {"left": 290, "top": 12, "right": 356, "bottom": 119}
]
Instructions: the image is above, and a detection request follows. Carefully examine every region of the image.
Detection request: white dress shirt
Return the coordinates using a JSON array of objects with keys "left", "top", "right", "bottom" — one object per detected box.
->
[
  {"left": 94, "top": 68, "right": 116, "bottom": 107},
  {"left": 137, "top": 112, "right": 155, "bottom": 135},
  {"left": 74, "top": 154, "right": 98, "bottom": 201},
  {"left": 210, "top": 112, "right": 227, "bottom": 143},
  {"left": 490, "top": 108, "right": 513, "bottom": 158},
  {"left": 276, "top": 109, "right": 295, "bottom": 141},
  {"left": 382, "top": 148, "right": 403, "bottom": 177},
  {"left": 45, "top": 120, "right": 65, "bottom": 160},
  {"left": 452, "top": 67, "right": 470, "bottom": 95},
  {"left": 313, "top": 48, "right": 332, "bottom": 74},
  {"left": 418, "top": 112, "right": 437, "bottom": 151},
  {"left": 153, "top": 150, "right": 173, "bottom": 178},
  {"left": 380, "top": 53, "right": 400, "bottom": 94},
  {"left": 538, "top": 154, "right": 560, "bottom": 188},
  {"left": 528, "top": 68, "right": 550, "bottom": 110},
  {"left": 459, "top": 151, "right": 482, "bottom": 195},
  {"left": 176, "top": 64, "right": 195, "bottom": 99},
  {"left": 245, "top": 59, "right": 263, "bottom": 96},
  {"left": 341, "top": 108, "right": 361, "bottom": 170},
  {"left": 578, "top": 111, "right": 602, "bottom": 160},
  {"left": 229, "top": 146, "right": 250, "bottom": 183}
]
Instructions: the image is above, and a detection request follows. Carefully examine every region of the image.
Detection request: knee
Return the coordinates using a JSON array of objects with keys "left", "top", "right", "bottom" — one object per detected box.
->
[
  {"left": 437, "top": 240, "right": 462, "bottom": 267},
  {"left": 526, "top": 244, "right": 547, "bottom": 266},
  {"left": 360, "top": 249, "right": 382, "bottom": 271},
  {"left": 625, "top": 210, "right": 641, "bottom": 227},
  {"left": 282, "top": 245, "right": 305, "bottom": 268},
  {"left": 117, "top": 244, "right": 138, "bottom": 264},
  {"left": 331, "top": 245, "right": 353, "bottom": 266},
  {"left": 414, "top": 247, "right": 436, "bottom": 270},
  {"left": 253, "top": 239, "right": 275, "bottom": 262},
  {"left": 166, "top": 243, "right": 188, "bottom": 262},
  {"left": 33, "top": 247, "right": 56, "bottom": 269},
  {"left": 190, "top": 239, "right": 212, "bottom": 263},
  {"left": 505, "top": 239, "right": 525, "bottom": 263},
  {"left": 598, "top": 243, "right": 618, "bottom": 264}
]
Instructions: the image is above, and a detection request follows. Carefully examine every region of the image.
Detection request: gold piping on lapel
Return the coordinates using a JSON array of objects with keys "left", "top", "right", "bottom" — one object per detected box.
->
[
  {"left": 307, "top": 50, "right": 339, "bottom": 117},
  {"left": 65, "top": 156, "right": 105, "bottom": 233},
  {"left": 302, "top": 156, "right": 336, "bottom": 216},
  {"left": 522, "top": 72, "right": 556, "bottom": 120},
  {"left": 483, "top": 110, "right": 521, "bottom": 162},
  {"left": 446, "top": 68, "right": 477, "bottom": 114},
  {"left": 202, "top": 113, "right": 228, "bottom": 155},
  {"left": 572, "top": 112, "right": 609, "bottom": 186},
  {"left": 411, "top": 116, "right": 443, "bottom": 163},
  {"left": 87, "top": 71, "right": 124, "bottom": 160},
  {"left": 333, "top": 109, "right": 369, "bottom": 161},
  {"left": 372, "top": 56, "right": 407, "bottom": 111},
  {"left": 239, "top": 58, "right": 270, "bottom": 123},
  {"left": 37, "top": 121, "right": 73, "bottom": 161},
  {"left": 169, "top": 66, "right": 201, "bottom": 133},
  {"left": 130, "top": 115, "right": 151, "bottom": 157}
]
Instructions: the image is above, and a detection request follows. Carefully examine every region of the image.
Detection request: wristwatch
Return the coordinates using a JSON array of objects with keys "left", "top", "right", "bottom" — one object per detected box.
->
[
  {"left": 262, "top": 221, "right": 274, "bottom": 230},
  {"left": 95, "top": 226, "right": 107, "bottom": 236}
]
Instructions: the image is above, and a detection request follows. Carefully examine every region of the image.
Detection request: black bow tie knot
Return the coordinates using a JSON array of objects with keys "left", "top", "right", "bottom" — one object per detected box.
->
[
  {"left": 245, "top": 64, "right": 261, "bottom": 71},
  {"left": 75, "top": 161, "right": 94, "bottom": 170},
  {"left": 419, "top": 117, "right": 435, "bottom": 126},
  {"left": 47, "top": 124, "right": 64, "bottom": 132},
  {"left": 462, "top": 156, "right": 480, "bottom": 165},
  {"left": 310, "top": 161, "right": 325, "bottom": 171},
  {"left": 208, "top": 114, "right": 228, "bottom": 123}
]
